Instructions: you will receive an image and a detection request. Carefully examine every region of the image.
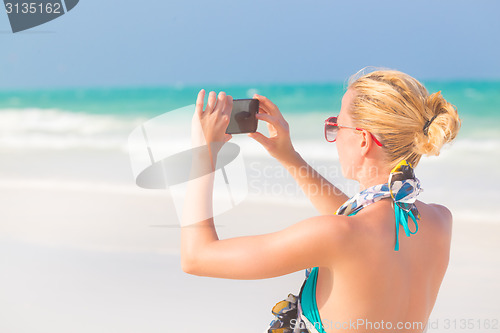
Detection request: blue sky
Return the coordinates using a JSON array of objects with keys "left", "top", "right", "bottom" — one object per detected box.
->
[{"left": 1, "top": 0, "right": 499, "bottom": 89}]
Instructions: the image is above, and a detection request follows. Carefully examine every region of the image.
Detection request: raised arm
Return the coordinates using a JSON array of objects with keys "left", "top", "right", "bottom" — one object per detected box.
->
[
  {"left": 248, "top": 94, "right": 349, "bottom": 215},
  {"left": 181, "top": 89, "right": 353, "bottom": 279},
  {"left": 280, "top": 150, "right": 349, "bottom": 215}
]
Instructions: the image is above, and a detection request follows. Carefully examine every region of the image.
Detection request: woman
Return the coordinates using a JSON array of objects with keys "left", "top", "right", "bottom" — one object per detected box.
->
[{"left": 181, "top": 68, "right": 461, "bottom": 333}]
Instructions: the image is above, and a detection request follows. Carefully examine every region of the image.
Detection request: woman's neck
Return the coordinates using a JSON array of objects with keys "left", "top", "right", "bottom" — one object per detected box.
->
[{"left": 357, "top": 164, "right": 391, "bottom": 191}]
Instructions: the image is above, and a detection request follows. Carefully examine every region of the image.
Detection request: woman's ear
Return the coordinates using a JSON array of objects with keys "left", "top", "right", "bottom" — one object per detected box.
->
[{"left": 359, "top": 130, "right": 372, "bottom": 157}]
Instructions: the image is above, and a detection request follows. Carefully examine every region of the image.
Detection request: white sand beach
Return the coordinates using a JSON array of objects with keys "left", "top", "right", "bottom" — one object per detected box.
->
[{"left": 1, "top": 147, "right": 499, "bottom": 333}]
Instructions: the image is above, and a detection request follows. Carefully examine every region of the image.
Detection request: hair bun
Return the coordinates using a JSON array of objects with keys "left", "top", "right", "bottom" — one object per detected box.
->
[
  {"left": 347, "top": 68, "right": 462, "bottom": 169},
  {"left": 413, "top": 91, "right": 461, "bottom": 156}
]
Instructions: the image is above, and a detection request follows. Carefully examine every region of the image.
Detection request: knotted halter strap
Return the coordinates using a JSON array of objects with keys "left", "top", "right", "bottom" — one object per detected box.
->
[{"left": 335, "top": 160, "right": 423, "bottom": 251}]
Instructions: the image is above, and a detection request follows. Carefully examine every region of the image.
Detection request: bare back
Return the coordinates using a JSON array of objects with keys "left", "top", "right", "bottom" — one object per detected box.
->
[{"left": 315, "top": 199, "right": 452, "bottom": 332}]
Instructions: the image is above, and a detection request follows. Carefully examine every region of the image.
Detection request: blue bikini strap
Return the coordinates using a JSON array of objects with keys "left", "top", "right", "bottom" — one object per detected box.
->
[{"left": 393, "top": 203, "right": 419, "bottom": 251}]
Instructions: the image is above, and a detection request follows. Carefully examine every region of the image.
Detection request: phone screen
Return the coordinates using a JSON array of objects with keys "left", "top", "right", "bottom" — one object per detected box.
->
[{"left": 225, "top": 99, "right": 259, "bottom": 134}]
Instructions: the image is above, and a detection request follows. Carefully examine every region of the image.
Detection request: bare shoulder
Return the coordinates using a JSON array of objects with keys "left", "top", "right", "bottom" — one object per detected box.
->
[
  {"left": 303, "top": 214, "right": 356, "bottom": 241},
  {"left": 268, "top": 214, "right": 358, "bottom": 269},
  {"left": 299, "top": 214, "right": 358, "bottom": 257},
  {"left": 422, "top": 203, "right": 453, "bottom": 271},
  {"left": 414, "top": 200, "right": 452, "bottom": 219},
  {"left": 428, "top": 201, "right": 451, "bottom": 216},
  {"left": 427, "top": 203, "right": 453, "bottom": 228},
  {"left": 419, "top": 202, "right": 453, "bottom": 247}
]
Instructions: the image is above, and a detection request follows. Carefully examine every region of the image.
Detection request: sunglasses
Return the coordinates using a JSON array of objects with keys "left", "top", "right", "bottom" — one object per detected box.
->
[{"left": 324, "top": 116, "right": 383, "bottom": 147}]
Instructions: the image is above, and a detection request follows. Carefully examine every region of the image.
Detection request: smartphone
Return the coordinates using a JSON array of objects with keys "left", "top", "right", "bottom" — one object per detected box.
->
[{"left": 225, "top": 99, "right": 259, "bottom": 134}]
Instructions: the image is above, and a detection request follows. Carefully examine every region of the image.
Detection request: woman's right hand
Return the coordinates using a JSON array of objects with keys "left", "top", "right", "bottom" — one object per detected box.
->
[{"left": 247, "top": 94, "right": 299, "bottom": 165}]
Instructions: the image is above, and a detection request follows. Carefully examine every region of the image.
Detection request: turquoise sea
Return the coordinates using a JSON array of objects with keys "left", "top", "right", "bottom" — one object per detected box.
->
[
  {"left": 1, "top": 81, "right": 500, "bottom": 118},
  {"left": 0, "top": 81, "right": 499, "bottom": 221},
  {"left": 0, "top": 81, "right": 499, "bottom": 144}
]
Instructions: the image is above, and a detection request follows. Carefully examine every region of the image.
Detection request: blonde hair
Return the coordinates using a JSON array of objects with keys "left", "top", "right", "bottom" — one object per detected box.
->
[{"left": 347, "top": 67, "right": 462, "bottom": 169}]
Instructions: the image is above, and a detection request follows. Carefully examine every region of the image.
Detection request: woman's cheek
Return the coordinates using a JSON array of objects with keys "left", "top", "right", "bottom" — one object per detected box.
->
[{"left": 337, "top": 145, "right": 348, "bottom": 179}]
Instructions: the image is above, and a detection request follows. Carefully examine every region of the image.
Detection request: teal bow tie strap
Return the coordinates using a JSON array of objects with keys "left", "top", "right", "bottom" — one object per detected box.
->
[{"left": 335, "top": 160, "right": 423, "bottom": 251}]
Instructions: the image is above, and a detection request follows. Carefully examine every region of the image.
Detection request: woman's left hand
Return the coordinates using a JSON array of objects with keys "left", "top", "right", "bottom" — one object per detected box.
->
[{"left": 191, "top": 89, "right": 233, "bottom": 152}]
